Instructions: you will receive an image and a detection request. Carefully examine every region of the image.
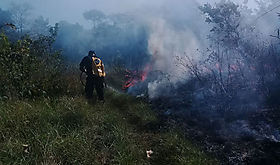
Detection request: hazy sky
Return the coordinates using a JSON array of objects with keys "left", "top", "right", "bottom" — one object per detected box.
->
[{"left": 0, "top": 0, "right": 258, "bottom": 26}]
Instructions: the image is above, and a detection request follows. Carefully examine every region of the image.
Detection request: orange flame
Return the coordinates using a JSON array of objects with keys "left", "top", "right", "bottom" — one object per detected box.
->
[{"left": 122, "top": 64, "right": 152, "bottom": 90}]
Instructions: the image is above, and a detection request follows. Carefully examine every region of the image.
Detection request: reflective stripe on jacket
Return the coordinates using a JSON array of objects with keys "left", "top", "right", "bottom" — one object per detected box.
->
[{"left": 92, "top": 57, "right": 106, "bottom": 77}]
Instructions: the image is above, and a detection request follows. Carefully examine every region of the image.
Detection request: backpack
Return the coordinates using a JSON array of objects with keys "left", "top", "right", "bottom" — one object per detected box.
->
[{"left": 92, "top": 56, "right": 106, "bottom": 77}]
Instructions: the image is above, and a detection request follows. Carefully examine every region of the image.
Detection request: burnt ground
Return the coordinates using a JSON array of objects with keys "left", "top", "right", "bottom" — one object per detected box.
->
[{"left": 149, "top": 99, "right": 280, "bottom": 165}]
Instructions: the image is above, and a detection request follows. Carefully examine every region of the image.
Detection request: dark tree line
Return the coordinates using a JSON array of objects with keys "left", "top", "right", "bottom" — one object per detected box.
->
[
  {"left": 54, "top": 10, "right": 150, "bottom": 70},
  {"left": 0, "top": 6, "right": 150, "bottom": 70}
]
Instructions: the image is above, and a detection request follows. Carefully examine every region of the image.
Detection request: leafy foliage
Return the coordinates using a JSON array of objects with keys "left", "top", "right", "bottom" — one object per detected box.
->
[
  {"left": 0, "top": 25, "right": 73, "bottom": 99},
  {"left": 199, "top": 1, "right": 241, "bottom": 48}
]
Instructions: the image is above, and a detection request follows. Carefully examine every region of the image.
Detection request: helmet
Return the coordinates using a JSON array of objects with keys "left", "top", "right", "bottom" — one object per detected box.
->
[{"left": 88, "top": 50, "right": 96, "bottom": 57}]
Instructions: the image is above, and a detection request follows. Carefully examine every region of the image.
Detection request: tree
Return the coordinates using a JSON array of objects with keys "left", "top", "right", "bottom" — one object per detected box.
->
[
  {"left": 197, "top": 1, "right": 244, "bottom": 99},
  {"left": 83, "top": 9, "right": 106, "bottom": 30},
  {"left": 30, "top": 16, "right": 50, "bottom": 37},
  {"left": 9, "top": 2, "right": 32, "bottom": 34},
  {"left": 199, "top": 1, "right": 241, "bottom": 49}
]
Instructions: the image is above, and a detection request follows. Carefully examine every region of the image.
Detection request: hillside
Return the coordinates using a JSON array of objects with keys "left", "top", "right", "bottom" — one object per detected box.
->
[
  {"left": 2, "top": 0, "right": 280, "bottom": 163},
  {"left": 0, "top": 90, "right": 218, "bottom": 164}
]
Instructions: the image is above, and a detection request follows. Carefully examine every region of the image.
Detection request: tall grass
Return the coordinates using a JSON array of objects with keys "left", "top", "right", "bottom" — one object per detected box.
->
[{"left": 0, "top": 91, "right": 218, "bottom": 164}]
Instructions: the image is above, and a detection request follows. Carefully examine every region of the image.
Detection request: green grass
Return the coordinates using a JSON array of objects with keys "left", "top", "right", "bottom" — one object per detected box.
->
[{"left": 0, "top": 90, "right": 218, "bottom": 165}]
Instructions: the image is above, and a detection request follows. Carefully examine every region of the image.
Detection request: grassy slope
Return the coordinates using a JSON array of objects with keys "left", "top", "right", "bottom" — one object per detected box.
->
[{"left": 0, "top": 90, "right": 218, "bottom": 165}]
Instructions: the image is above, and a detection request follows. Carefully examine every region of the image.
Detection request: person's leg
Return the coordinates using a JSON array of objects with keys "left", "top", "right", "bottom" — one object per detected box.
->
[
  {"left": 85, "top": 76, "right": 94, "bottom": 99},
  {"left": 95, "top": 77, "right": 104, "bottom": 101}
]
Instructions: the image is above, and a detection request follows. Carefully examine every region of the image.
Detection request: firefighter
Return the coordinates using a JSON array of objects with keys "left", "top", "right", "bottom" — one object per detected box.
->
[{"left": 79, "top": 50, "right": 106, "bottom": 101}]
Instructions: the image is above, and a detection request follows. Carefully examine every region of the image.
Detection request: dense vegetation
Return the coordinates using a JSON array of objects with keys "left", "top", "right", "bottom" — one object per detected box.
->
[
  {"left": 0, "top": 27, "right": 65, "bottom": 99},
  {"left": 1, "top": 0, "right": 280, "bottom": 164},
  {"left": 150, "top": 1, "right": 280, "bottom": 116},
  {"left": 0, "top": 12, "right": 217, "bottom": 164}
]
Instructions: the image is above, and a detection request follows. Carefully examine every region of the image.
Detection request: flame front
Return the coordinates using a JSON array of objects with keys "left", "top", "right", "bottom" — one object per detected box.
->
[{"left": 122, "top": 64, "right": 151, "bottom": 90}]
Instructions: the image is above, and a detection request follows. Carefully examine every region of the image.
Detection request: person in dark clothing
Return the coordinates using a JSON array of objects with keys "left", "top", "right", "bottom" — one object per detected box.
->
[{"left": 80, "top": 50, "right": 106, "bottom": 101}]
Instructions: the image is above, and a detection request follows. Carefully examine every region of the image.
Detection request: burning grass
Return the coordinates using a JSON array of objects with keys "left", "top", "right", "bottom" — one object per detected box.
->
[
  {"left": 0, "top": 90, "right": 218, "bottom": 164},
  {"left": 122, "top": 65, "right": 151, "bottom": 90}
]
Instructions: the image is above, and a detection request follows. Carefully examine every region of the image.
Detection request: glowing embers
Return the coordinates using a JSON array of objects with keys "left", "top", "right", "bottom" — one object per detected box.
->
[{"left": 122, "top": 65, "right": 151, "bottom": 90}]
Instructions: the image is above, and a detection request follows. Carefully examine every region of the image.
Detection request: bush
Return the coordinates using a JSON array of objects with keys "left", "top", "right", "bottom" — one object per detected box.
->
[{"left": 0, "top": 29, "right": 77, "bottom": 99}]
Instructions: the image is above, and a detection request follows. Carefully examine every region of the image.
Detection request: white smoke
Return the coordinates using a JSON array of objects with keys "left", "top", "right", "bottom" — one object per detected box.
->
[
  {"left": 148, "top": 80, "right": 171, "bottom": 99},
  {"left": 137, "top": 0, "right": 208, "bottom": 98},
  {"left": 147, "top": 18, "right": 202, "bottom": 78},
  {"left": 146, "top": 18, "right": 203, "bottom": 98},
  {"left": 140, "top": 0, "right": 278, "bottom": 99}
]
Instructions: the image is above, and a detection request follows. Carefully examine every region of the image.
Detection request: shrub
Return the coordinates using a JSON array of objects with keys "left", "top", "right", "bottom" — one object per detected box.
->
[{"left": 0, "top": 28, "right": 75, "bottom": 99}]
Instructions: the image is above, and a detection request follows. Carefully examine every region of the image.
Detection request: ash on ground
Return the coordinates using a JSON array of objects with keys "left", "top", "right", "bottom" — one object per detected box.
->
[{"left": 128, "top": 71, "right": 280, "bottom": 164}]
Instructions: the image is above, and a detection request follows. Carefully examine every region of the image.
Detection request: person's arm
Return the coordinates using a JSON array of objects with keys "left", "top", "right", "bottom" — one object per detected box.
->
[
  {"left": 100, "top": 62, "right": 107, "bottom": 87},
  {"left": 79, "top": 57, "right": 87, "bottom": 72},
  {"left": 101, "top": 63, "right": 106, "bottom": 77}
]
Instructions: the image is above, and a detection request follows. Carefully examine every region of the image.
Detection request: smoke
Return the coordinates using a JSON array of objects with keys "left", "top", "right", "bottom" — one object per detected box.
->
[
  {"left": 147, "top": 18, "right": 203, "bottom": 79},
  {"left": 138, "top": 0, "right": 280, "bottom": 100},
  {"left": 121, "top": 0, "right": 210, "bottom": 98},
  {"left": 2, "top": 0, "right": 279, "bottom": 94},
  {"left": 126, "top": 0, "right": 280, "bottom": 147},
  {"left": 0, "top": 0, "right": 255, "bottom": 27},
  {"left": 2, "top": 1, "right": 280, "bottom": 161}
]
